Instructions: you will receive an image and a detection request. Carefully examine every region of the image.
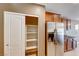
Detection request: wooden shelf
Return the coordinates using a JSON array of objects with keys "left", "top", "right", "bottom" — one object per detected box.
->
[
  {"left": 25, "top": 16, "right": 38, "bottom": 56},
  {"left": 26, "top": 25, "right": 38, "bottom": 27},
  {"left": 26, "top": 39, "right": 37, "bottom": 42},
  {"left": 26, "top": 46, "right": 37, "bottom": 50},
  {"left": 27, "top": 32, "right": 37, "bottom": 34}
]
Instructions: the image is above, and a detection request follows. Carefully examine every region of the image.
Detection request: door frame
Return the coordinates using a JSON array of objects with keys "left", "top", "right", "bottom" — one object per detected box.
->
[{"left": 4, "top": 11, "right": 39, "bottom": 56}]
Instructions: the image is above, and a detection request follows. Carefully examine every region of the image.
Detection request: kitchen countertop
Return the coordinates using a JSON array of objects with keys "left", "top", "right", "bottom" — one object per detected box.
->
[
  {"left": 64, "top": 29, "right": 77, "bottom": 38},
  {"left": 64, "top": 35, "right": 75, "bottom": 38}
]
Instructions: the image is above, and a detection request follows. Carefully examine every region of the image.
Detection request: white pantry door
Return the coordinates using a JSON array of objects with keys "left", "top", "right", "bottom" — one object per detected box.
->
[{"left": 4, "top": 11, "right": 25, "bottom": 56}]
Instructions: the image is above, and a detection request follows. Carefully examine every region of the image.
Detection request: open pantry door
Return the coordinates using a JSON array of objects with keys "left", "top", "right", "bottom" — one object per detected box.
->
[{"left": 4, "top": 11, "right": 25, "bottom": 56}]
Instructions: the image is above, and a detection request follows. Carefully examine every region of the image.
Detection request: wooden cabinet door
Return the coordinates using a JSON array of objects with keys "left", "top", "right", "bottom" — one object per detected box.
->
[
  {"left": 67, "top": 38, "right": 72, "bottom": 51},
  {"left": 45, "top": 13, "right": 54, "bottom": 22},
  {"left": 53, "top": 15, "right": 61, "bottom": 22},
  {"left": 68, "top": 20, "right": 71, "bottom": 29},
  {"left": 63, "top": 19, "right": 68, "bottom": 30},
  {"left": 64, "top": 38, "right": 67, "bottom": 52}
]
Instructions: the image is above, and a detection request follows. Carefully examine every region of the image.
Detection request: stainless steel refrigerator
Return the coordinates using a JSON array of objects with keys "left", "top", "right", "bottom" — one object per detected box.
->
[{"left": 45, "top": 22, "right": 64, "bottom": 56}]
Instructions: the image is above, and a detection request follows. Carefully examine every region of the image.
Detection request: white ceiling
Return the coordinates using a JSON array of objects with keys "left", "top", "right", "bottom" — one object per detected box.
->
[{"left": 40, "top": 3, "right": 79, "bottom": 21}]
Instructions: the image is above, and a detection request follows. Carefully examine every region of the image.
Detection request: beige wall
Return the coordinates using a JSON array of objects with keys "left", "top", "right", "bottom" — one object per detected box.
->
[
  {"left": 0, "top": 3, "right": 45, "bottom": 56},
  {"left": 0, "top": 4, "right": 10, "bottom": 56},
  {"left": 0, "top": 12, "right": 4, "bottom": 56}
]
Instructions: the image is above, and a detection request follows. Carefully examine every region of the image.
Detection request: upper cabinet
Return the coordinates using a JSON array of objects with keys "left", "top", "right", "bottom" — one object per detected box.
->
[
  {"left": 45, "top": 12, "right": 63, "bottom": 23},
  {"left": 53, "top": 14, "right": 62, "bottom": 22},
  {"left": 45, "top": 12, "right": 54, "bottom": 22},
  {"left": 62, "top": 17, "right": 71, "bottom": 30}
]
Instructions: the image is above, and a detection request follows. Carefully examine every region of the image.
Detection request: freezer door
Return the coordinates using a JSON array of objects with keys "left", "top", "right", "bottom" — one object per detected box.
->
[
  {"left": 55, "top": 23, "right": 64, "bottom": 56},
  {"left": 47, "top": 22, "right": 55, "bottom": 56},
  {"left": 47, "top": 22, "right": 55, "bottom": 33}
]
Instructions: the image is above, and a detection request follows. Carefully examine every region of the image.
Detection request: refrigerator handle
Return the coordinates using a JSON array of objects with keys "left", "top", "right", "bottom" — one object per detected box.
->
[{"left": 53, "top": 29, "right": 57, "bottom": 45}]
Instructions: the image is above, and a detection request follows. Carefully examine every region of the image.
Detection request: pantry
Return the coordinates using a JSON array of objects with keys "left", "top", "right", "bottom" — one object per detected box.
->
[
  {"left": 25, "top": 16, "right": 38, "bottom": 56},
  {"left": 4, "top": 11, "right": 39, "bottom": 56}
]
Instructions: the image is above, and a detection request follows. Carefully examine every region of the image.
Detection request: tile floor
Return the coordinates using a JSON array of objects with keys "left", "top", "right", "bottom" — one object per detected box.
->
[{"left": 64, "top": 43, "right": 79, "bottom": 56}]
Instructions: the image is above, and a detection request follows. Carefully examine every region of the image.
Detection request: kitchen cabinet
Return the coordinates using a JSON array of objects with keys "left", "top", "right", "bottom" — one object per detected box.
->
[
  {"left": 45, "top": 12, "right": 63, "bottom": 23},
  {"left": 63, "top": 18, "right": 71, "bottom": 30},
  {"left": 53, "top": 14, "right": 62, "bottom": 22},
  {"left": 45, "top": 12, "right": 54, "bottom": 22},
  {"left": 64, "top": 37, "right": 68, "bottom": 52},
  {"left": 68, "top": 20, "right": 71, "bottom": 29},
  {"left": 67, "top": 38, "right": 72, "bottom": 51},
  {"left": 64, "top": 36, "right": 77, "bottom": 52}
]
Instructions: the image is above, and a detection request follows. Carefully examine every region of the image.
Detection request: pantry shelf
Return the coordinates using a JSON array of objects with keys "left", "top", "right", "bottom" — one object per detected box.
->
[{"left": 26, "top": 39, "right": 37, "bottom": 42}]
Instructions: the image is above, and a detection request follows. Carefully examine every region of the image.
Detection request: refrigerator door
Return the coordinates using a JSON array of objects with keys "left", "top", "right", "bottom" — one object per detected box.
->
[
  {"left": 47, "top": 22, "right": 55, "bottom": 56},
  {"left": 55, "top": 22, "right": 64, "bottom": 56},
  {"left": 47, "top": 22, "right": 55, "bottom": 33}
]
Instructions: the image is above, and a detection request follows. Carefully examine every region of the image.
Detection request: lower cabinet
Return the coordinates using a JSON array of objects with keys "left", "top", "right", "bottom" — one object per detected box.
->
[
  {"left": 67, "top": 38, "right": 73, "bottom": 51},
  {"left": 64, "top": 38, "right": 67, "bottom": 52},
  {"left": 64, "top": 36, "right": 77, "bottom": 52}
]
